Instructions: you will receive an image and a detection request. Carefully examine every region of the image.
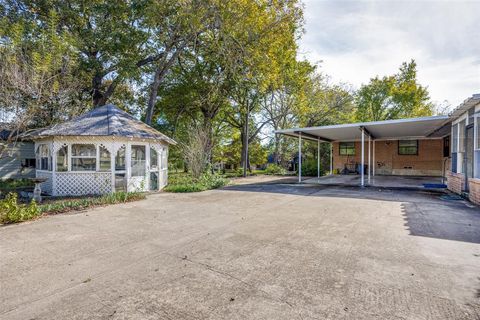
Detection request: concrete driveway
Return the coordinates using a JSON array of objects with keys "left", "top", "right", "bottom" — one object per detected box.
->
[{"left": 1, "top": 177, "right": 480, "bottom": 320}]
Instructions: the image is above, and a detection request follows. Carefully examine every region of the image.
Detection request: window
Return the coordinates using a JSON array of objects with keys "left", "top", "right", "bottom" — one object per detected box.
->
[
  {"left": 150, "top": 147, "right": 158, "bottom": 169},
  {"left": 339, "top": 142, "right": 355, "bottom": 156},
  {"left": 36, "top": 144, "right": 50, "bottom": 170},
  {"left": 23, "top": 158, "right": 36, "bottom": 168},
  {"left": 131, "top": 145, "right": 146, "bottom": 177},
  {"left": 398, "top": 140, "right": 418, "bottom": 155},
  {"left": 443, "top": 136, "right": 450, "bottom": 157},
  {"left": 99, "top": 146, "right": 111, "bottom": 171},
  {"left": 115, "top": 146, "right": 126, "bottom": 171},
  {"left": 452, "top": 124, "right": 458, "bottom": 152},
  {"left": 476, "top": 117, "right": 480, "bottom": 150},
  {"left": 458, "top": 120, "right": 466, "bottom": 153},
  {"left": 71, "top": 144, "right": 96, "bottom": 171},
  {"left": 56, "top": 146, "right": 68, "bottom": 172}
]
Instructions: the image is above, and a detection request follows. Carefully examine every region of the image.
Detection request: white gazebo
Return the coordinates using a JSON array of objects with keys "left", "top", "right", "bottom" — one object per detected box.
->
[{"left": 29, "top": 104, "right": 176, "bottom": 196}]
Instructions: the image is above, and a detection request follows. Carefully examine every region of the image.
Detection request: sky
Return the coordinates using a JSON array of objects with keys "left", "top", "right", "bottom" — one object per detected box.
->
[{"left": 299, "top": 0, "right": 480, "bottom": 109}]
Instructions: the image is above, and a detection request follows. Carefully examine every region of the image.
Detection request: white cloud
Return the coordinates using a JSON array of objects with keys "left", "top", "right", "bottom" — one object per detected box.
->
[{"left": 299, "top": 0, "right": 480, "bottom": 108}]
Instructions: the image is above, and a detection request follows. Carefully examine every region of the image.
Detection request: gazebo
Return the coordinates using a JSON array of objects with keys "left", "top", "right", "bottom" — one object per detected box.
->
[{"left": 29, "top": 104, "right": 176, "bottom": 196}]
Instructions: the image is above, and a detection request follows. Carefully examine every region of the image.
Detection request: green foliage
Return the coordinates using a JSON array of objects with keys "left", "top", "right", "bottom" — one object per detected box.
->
[
  {"left": 38, "top": 192, "right": 146, "bottom": 215},
  {"left": 355, "top": 60, "right": 433, "bottom": 122},
  {"left": 0, "top": 179, "right": 34, "bottom": 192},
  {"left": 0, "top": 193, "right": 39, "bottom": 224},
  {"left": 299, "top": 159, "right": 324, "bottom": 177},
  {"left": 164, "top": 172, "right": 228, "bottom": 193},
  {"left": 264, "top": 164, "right": 287, "bottom": 175}
]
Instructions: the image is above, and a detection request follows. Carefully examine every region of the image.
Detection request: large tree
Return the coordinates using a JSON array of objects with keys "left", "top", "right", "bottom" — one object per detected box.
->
[{"left": 355, "top": 60, "right": 434, "bottom": 121}]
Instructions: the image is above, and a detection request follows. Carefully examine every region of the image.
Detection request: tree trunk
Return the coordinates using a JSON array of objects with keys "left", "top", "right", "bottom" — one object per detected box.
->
[
  {"left": 145, "top": 49, "right": 184, "bottom": 125},
  {"left": 242, "top": 104, "right": 249, "bottom": 177}
]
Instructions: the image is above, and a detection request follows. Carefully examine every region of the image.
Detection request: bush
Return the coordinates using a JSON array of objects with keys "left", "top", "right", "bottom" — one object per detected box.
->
[
  {"left": 39, "top": 192, "right": 146, "bottom": 215},
  {"left": 0, "top": 179, "right": 34, "bottom": 192},
  {"left": 298, "top": 159, "right": 325, "bottom": 176},
  {"left": 0, "top": 192, "right": 39, "bottom": 224},
  {"left": 164, "top": 172, "right": 228, "bottom": 193},
  {"left": 264, "top": 164, "right": 287, "bottom": 175}
]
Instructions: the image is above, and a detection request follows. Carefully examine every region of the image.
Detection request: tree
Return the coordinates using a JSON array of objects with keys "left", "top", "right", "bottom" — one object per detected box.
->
[
  {"left": 221, "top": 0, "right": 303, "bottom": 176},
  {"left": 0, "top": 8, "right": 87, "bottom": 131},
  {"left": 355, "top": 60, "right": 434, "bottom": 121}
]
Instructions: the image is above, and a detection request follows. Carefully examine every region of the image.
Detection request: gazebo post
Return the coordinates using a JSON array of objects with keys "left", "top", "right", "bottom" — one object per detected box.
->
[
  {"left": 298, "top": 132, "right": 302, "bottom": 183},
  {"left": 361, "top": 128, "right": 365, "bottom": 187},
  {"left": 110, "top": 141, "right": 115, "bottom": 193},
  {"left": 51, "top": 140, "right": 56, "bottom": 196},
  {"left": 126, "top": 143, "right": 132, "bottom": 192}
]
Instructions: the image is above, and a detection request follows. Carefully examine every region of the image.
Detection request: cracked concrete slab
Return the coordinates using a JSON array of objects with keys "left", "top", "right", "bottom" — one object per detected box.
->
[{"left": 1, "top": 178, "right": 479, "bottom": 319}]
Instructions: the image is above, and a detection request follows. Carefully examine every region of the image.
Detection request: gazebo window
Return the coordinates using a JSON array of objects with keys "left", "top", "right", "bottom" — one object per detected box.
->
[
  {"left": 71, "top": 144, "right": 96, "bottom": 171},
  {"left": 161, "top": 148, "right": 168, "bottom": 170},
  {"left": 56, "top": 146, "right": 68, "bottom": 172},
  {"left": 36, "top": 144, "right": 50, "bottom": 170},
  {"left": 115, "top": 146, "right": 126, "bottom": 171},
  {"left": 131, "top": 145, "right": 146, "bottom": 177},
  {"left": 150, "top": 147, "right": 158, "bottom": 170},
  {"left": 99, "top": 146, "right": 111, "bottom": 171}
]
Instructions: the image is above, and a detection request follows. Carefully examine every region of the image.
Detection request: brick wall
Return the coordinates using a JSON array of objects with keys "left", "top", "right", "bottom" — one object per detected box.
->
[
  {"left": 468, "top": 178, "right": 480, "bottom": 205},
  {"left": 447, "top": 171, "right": 464, "bottom": 195},
  {"left": 332, "top": 139, "right": 445, "bottom": 176}
]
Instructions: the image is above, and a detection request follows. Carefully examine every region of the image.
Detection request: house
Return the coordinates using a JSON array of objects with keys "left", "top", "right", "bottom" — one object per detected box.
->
[
  {"left": 447, "top": 94, "right": 480, "bottom": 203},
  {"left": 26, "top": 104, "right": 176, "bottom": 196},
  {"left": 276, "top": 93, "right": 480, "bottom": 205},
  {"left": 0, "top": 126, "right": 36, "bottom": 179}
]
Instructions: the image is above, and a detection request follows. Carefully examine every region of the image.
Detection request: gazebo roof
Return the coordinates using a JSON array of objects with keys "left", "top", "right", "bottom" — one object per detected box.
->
[{"left": 30, "top": 104, "right": 176, "bottom": 144}]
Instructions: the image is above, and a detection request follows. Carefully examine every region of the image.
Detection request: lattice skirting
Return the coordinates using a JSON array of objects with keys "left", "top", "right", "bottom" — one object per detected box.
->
[{"left": 55, "top": 172, "right": 112, "bottom": 196}]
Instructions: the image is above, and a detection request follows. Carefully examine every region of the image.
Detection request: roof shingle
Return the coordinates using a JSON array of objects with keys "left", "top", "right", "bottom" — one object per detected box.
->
[{"left": 29, "top": 104, "right": 176, "bottom": 144}]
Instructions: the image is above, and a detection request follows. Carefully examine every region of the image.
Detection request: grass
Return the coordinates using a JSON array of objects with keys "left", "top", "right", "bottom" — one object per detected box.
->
[
  {"left": 164, "top": 172, "right": 228, "bottom": 193},
  {"left": 0, "top": 191, "right": 146, "bottom": 225}
]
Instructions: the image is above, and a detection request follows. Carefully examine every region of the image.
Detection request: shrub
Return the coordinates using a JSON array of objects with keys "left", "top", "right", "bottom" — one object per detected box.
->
[
  {"left": 39, "top": 192, "right": 146, "bottom": 215},
  {"left": 298, "top": 159, "right": 325, "bottom": 176},
  {"left": 264, "top": 164, "right": 287, "bottom": 175},
  {"left": 0, "top": 179, "right": 34, "bottom": 192},
  {"left": 0, "top": 192, "right": 39, "bottom": 224},
  {"left": 164, "top": 172, "right": 228, "bottom": 193}
]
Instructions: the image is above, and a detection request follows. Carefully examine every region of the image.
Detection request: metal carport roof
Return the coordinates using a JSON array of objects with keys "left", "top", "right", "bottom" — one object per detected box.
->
[{"left": 275, "top": 115, "right": 451, "bottom": 142}]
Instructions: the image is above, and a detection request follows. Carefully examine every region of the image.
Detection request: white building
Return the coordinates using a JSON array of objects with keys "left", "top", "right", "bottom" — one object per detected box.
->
[{"left": 28, "top": 104, "right": 176, "bottom": 196}]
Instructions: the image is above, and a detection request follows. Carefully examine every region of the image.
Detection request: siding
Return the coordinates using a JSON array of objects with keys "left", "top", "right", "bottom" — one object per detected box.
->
[{"left": 0, "top": 142, "right": 35, "bottom": 179}]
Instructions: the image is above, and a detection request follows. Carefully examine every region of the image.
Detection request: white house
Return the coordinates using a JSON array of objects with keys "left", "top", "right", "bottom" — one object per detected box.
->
[{"left": 28, "top": 104, "right": 176, "bottom": 196}]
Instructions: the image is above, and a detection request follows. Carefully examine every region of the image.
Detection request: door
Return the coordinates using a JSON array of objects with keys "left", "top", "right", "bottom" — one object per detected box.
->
[
  {"left": 465, "top": 125, "right": 474, "bottom": 190},
  {"left": 149, "top": 147, "right": 159, "bottom": 191},
  {"left": 130, "top": 145, "right": 147, "bottom": 191}
]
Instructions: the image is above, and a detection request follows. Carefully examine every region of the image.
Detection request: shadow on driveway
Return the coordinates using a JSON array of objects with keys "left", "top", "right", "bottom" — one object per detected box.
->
[{"left": 222, "top": 181, "right": 480, "bottom": 245}]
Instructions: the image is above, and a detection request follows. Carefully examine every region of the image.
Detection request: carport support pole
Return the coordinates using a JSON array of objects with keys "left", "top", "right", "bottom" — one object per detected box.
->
[
  {"left": 330, "top": 143, "right": 333, "bottom": 174},
  {"left": 317, "top": 138, "right": 320, "bottom": 179},
  {"left": 298, "top": 132, "right": 302, "bottom": 183},
  {"left": 361, "top": 129, "right": 365, "bottom": 187},
  {"left": 373, "top": 140, "right": 376, "bottom": 176},
  {"left": 368, "top": 135, "right": 372, "bottom": 184}
]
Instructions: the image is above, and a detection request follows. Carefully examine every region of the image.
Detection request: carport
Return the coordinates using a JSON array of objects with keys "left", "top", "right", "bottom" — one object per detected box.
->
[{"left": 275, "top": 115, "right": 451, "bottom": 187}]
